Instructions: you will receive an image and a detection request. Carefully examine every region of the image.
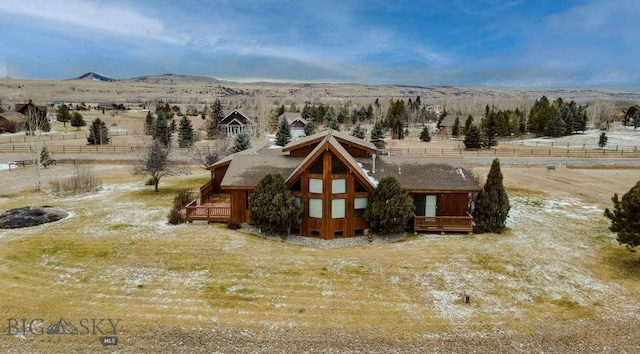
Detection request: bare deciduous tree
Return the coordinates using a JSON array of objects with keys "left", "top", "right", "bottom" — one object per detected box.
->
[{"left": 134, "top": 139, "right": 174, "bottom": 192}]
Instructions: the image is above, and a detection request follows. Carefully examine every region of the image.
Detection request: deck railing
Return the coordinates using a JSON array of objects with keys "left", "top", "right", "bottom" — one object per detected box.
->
[
  {"left": 185, "top": 200, "right": 231, "bottom": 222},
  {"left": 199, "top": 179, "right": 216, "bottom": 203},
  {"left": 414, "top": 213, "right": 473, "bottom": 232}
]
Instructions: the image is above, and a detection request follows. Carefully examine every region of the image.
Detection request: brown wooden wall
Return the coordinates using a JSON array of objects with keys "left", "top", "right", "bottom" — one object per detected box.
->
[
  {"left": 211, "top": 164, "right": 229, "bottom": 193},
  {"left": 437, "top": 193, "right": 469, "bottom": 216},
  {"left": 229, "top": 189, "right": 249, "bottom": 223}
]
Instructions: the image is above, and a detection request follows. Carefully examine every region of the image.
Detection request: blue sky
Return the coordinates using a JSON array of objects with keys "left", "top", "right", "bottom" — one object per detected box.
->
[{"left": 1, "top": 0, "right": 638, "bottom": 88}]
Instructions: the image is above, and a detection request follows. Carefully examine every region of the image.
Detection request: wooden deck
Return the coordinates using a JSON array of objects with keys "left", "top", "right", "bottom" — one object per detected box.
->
[
  {"left": 185, "top": 193, "right": 231, "bottom": 222},
  {"left": 413, "top": 213, "right": 473, "bottom": 233}
]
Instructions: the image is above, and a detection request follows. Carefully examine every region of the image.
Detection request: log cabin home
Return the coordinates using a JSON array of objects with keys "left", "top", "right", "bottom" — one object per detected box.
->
[
  {"left": 15, "top": 100, "right": 48, "bottom": 120},
  {"left": 219, "top": 109, "right": 254, "bottom": 137},
  {"left": 186, "top": 129, "right": 479, "bottom": 239}
]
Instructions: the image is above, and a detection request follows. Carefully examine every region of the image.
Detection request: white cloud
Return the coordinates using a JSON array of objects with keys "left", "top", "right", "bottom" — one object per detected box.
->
[{"left": 0, "top": 0, "right": 185, "bottom": 44}]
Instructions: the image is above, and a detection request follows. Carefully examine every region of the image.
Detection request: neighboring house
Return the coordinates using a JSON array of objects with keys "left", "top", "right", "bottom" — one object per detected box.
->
[
  {"left": 186, "top": 129, "right": 479, "bottom": 239},
  {"left": 15, "top": 100, "right": 47, "bottom": 120},
  {"left": 278, "top": 112, "right": 308, "bottom": 138},
  {"left": 172, "top": 105, "right": 182, "bottom": 115},
  {"left": 0, "top": 111, "right": 27, "bottom": 133},
  {"left": 438, "top": 115, "right": 481, "bottom": 135},
  {"left": 219, "top": 109, "right": 254, "bottom": 137}
]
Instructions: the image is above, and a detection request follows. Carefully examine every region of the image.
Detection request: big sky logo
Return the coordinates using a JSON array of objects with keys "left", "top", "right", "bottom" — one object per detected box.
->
[{"left": 7, "top": 318, "right": 121, "bottom": 346}]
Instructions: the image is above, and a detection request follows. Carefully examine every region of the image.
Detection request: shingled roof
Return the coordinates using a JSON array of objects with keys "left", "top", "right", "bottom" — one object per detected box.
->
[{"left": 357, "top": 156, "right": 479, "bottom": 192}]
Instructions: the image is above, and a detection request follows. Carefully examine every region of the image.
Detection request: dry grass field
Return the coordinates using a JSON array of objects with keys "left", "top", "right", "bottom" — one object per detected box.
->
[
  {"left": 1, "top": 161, "right": 639, "bottom": 352},
  {"left": 1, "top": 77, "right": 640, "bottom": 351}
]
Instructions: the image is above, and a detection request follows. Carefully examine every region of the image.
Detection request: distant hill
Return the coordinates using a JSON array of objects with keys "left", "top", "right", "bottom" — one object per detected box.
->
[
  {"left": 70, "top": 72, "right": 116, "bottom": 82},
  {"left": 127, "top": 74, "right": 221, "bottom": 85}
]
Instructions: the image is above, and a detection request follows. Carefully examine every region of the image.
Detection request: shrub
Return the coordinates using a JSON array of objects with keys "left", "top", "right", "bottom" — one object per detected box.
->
[
  {"left": 473, "top": 159, "right": 510, "bottom": 233},
  {"left": 364, "top": 176, "right": 414, "bottom": 234},
  {"left": 249, "top": 174, "right": 301, "bottom": 236},
  {"left": 228, "top": 222, "right": 241, "bottom": 230},
  {"left": 50, "top": 164, "right": 101, "bottom": 194},
  {"left": 173, "top": 189, "right": 194, "bottom": 209},
  {"left": 167, "top": 207, "right": 185, "bottom": 225}
]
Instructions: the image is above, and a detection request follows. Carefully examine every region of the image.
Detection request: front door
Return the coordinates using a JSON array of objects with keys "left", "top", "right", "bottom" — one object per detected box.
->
[{"left": 425, "top": 195, "right": 437, "bottom": 217}]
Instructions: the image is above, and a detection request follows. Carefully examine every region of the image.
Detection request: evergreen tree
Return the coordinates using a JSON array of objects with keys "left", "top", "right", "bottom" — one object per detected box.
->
[
  {"left": 178, "top": 115, "right": 195, "bottom": 148},
  {"left": 70, "top": 111, "right": 86, "bottom": 131},
  {"left": 483, "top": 113, "right": 498, "bottom": 147},
  {"left": 463, "top": 125, "right": 482, "bottom": 149},
  {"left": 370, "top": 120, "right": 386, "bottom": 149},
  {"left": 364, "top": 176, "right": 414, "bottom": 234},
  {"left": 463, "top": 114, "right": 474, "bottom": 135},
  {"left": 56, "top": 104, "right": 71, "bottom": 127},
  {"left": 351, "top": 123, "right": 366, "bottom": 139},
  {"left": 40, "top": 146, "right": 53, "bottom": 168},
  {"left": 229, "top": 132, "right": 251, "bottom": 153},
  {"left": 452, "top": 116, "right": 460, "bottom": 137},
  {"left": 153, "top": 113, "right": 171, "bottom": 147},
  {"left": 249, "top": 174, "right": 302, "bottom": 236},
  {"left": 169, "top": 119, "right": 177, "bottom": 135},
  {"left": 87, "top": 118, "right": 110, "bottom": 145},
  {"left": 134, "top": 139, "right": 173, "bottom": 193},
  {"left": 210, "top": 99, "right": 224, "bottom": 121},
  {"left": 303, "top": 120, "right": 316, "bottom": 136},
  {"left": 473, "top": 158, "right": 510, "bottom": 233},
  {"left": 598, "top": 131, "right": 608, "bottom": 149},
  {"left": 604, "top": 181, "right": 640, "bottom": 252},
  {"left": 144, "top": 111, "right": 155, "bottom": 136},
  {"left": 275, "top": 118, "right": 292, "bottom": 146},
  {"left": 419, "top": 125, "right": 431, "bottom": 142}
]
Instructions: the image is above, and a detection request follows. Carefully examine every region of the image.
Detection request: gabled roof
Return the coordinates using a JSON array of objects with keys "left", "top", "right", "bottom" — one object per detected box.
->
[
  {"left": 282, "top": 129, "right": 376, "bottom": 155},
  {"left": 357, "top": 156, "right": 479, "bottom": 192},
  {"left": 285, "top": 134, "right": 375, "bottom": 191},
  {"left": 220, "top": 109, "right": 253, "bottom": 125},
  {"left": 0, "top": 111, "right": 27, "bottom": 123},
  {"left": 278, "top": 112, "right": 307, "bottom": 125}
]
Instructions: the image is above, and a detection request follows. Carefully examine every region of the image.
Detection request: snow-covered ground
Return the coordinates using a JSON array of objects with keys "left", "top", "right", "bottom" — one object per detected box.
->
[{"left": 509, "top": 127, "right": 640, "bottom": 151}]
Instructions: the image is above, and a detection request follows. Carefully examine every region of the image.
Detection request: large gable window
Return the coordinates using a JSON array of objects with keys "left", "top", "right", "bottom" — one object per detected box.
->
[
  {"left": 309, "top": 178, "right": 323, "bottom": 194},
  {"left": 309, "top": 198, "right": 322, "bottom": 218},
  {"left": 332, "top": 178, "right": 346, "bottom": 194},
  {"left": 310, "top": 158, "right": 323, "bottom": 174},
  {"left": 332, "top": 156, "right": 347, "bottom": 174},
  {"left": 331, "top": 199, "right": 346, "bottom": 219},
  {"left": 354, "top": 197, "right": 368, "bottom": 217}
]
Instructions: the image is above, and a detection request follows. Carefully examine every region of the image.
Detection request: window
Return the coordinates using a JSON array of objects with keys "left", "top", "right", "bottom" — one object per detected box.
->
[
  {"left": 309, "top": 178, "right": 323, "bottom": 194},
  {"left": 334, "top": 230, "right": 344, "bottom": 238},
  {"left": 354, "top": 179, "right": 366, "bottom": 193},
  {"left": 332, "top": 179, "right": 346, "bottom": 194},
  {"left": 332, "top": 156, "right": 347, "bottom": 174},
  {"left": 309, "top": 198, "right": 322, "bottom": 218},
  {"left": 354, "top": 197, "right": 368, "bottom": 217},
  {"left": 331, "top": 199, "right": 346, "bottom": 219},
  {"left": 291, "top": 178, "right": 301, "bottom": 192},
  {"left": 310, "top": 158, "right": 323, "bottom": 174},
  {"left": 294, "top": 196, "right": 302, "bottom": 208},
  {"left": 311, "top": 229, "right": 321, "bottom": 237}
]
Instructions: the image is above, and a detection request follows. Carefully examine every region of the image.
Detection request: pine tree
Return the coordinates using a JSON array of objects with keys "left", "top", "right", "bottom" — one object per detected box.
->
[
  {"left": 87, "top": 118, "right": 110, "bottom": 145},
  {"left": 275, "top": 118, "right": 291, "bottom": 146},
  {"left": 249, "top": 174, "right": 301, "bottom": 236},
  {"left": 144, "top": 111, "right": 155, "bottom": 136},
  {"left": 303, "top": 120, "right": 316, "bottom": 136},
  {"left": 205, "top": 118, "right": 218, "bottom": 139},
  {"left": 452, "top": 116, "right": 460, "bottom": 137},
  {"left": 169, "top": 119, "right": 177, "bottom": 135},
  {"left": 351, "top": 123, "right": 366, "bottom": 139},
  {"left": 40, "top": 146, "right": 53, "bottom": 168},
  {"left": 473, "top": 158, "right": 510, "bottom": 233},
  {"left": 364, "top": 176, "right": 415, "bottom": 234},
  {"left": 463, "top": 125, "right": 482, "bottom": 149},
  {"left": 229, "top": 132, "right": 251, "bottom": 153},
  {"left": 604, "top": 181, "right": 640, "bottom": 252},
  {"left": 483, "top": 113, "right": 498, "bottom": 147},
  {"left": 419, "top": 125, "right": 431, "bottom": 142},
  {"left": 56, "top": 104, "right": 71, "bottom": 127},
  {"left": 70, "top": 111, "right": 86, "bottom": 131},
  {"left": 598, "top": 131, "right": 608, "bottom": 149},
  {"left": 210, "top": 99, "right": 224, "bottom": 121},
  {"left": 463, "top": 115, "right": 474, "bottom": 135},
  {"left": 153, "top": 113, "right": 171, "bottom": 147},
  {"left": 178, "top": 115, "right": 195, "bottom": 148},
  {"left": 632, "top": 111, "right": 640, "bottom": 130},
  {"left": 370, "top": 121, "right": 386, "bottom": 149}
]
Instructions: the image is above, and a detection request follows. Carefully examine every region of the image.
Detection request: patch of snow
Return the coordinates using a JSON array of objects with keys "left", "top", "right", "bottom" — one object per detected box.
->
[
  {"left": 455, "top": 167, "right": 467, "bottom": 180},
  {"left": 357, "top": 162, "right": 378, "bottom": 187}
]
